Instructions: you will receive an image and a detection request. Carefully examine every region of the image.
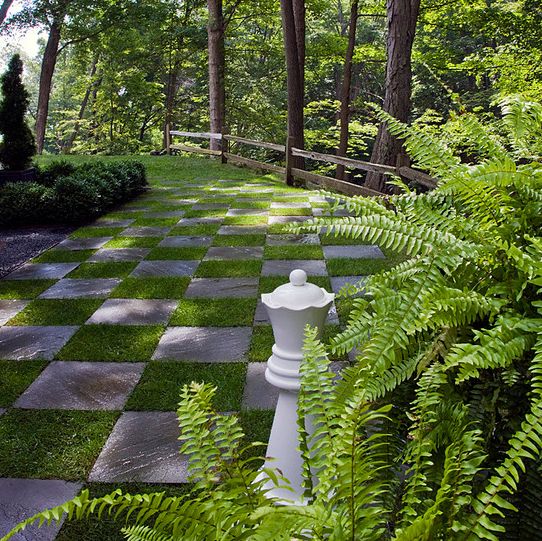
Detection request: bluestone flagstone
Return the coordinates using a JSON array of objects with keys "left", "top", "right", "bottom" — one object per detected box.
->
[
  {"left": 146, "top": 210, "right": 186, "bottom": 218},
  {"left": 158, "top": 235, "right": 213, "bottom": 247},
  {"left": 87, "top": 299, "right": 178, "bottom": 325},
  {"left": 153, "top": 326, "right": 252, "bottom": 362},
  {"left": 218, "top": 225, "right": 267, "bottom": 235},
  {"left": 330, "top": 276, "right": 367, "bottom": 296},
  {"left": 242, "top": 363, "right": 279, "bottom": 410},
  {"left": 15, "top": 361, "right": 144, "bottom": 410},
  {"left": 270, "top": 202, "right": 311, "bottom": 209},
  {"left": 88, "top": 248, "right": 150, "bottom": 262},
  {"left": 130, "top": 260, "right": 199, "bottom": 277},
  {"left": 0, "top": 478, "right": 82, "bottom": 541},
  {"left": 5, "top": 263, "right": 79, "bottom": 280},
  {"left": 184, "top": 277, "right": 259, "bottom": 298},
  {"left": 266, "top": 234, "right": 320, "bottom": 245},
  {"left": 54, "top": 237, "right": 112, "bottom": 250},
  {"left": 204, "top": 246, "right": 263, "bottom": 260},
  {"left": 226, "top": 209, "right": 268, "bottom": 216},
  {"left": 0, "top": 300, "right": 29, "bottom": 325},
  {"left": 0, "top": 326, "right": 78, "bottom": 360},
  {"left": 89, "top": 411, "right": 189, "bottom": 483},
  {"left": 121, "top": 226, "right": 172, "bottom": 237},
  {"left": 262, "top": 260, "right": 328, "bottom": 276},
  {"left": 323, "top": 245, "right": 385, "bottom": 259},
  {"left": 177, "top": 217, "right": 222, "bottom": 226},
  {"left": 39, "top": 278, "right": 122, "bottom": 299},
  {"left": 94, "top": 219, "right": 135, "bottom": 227},
  {"left": 268, "top": 215, "right": 312, "bottom": 224}
]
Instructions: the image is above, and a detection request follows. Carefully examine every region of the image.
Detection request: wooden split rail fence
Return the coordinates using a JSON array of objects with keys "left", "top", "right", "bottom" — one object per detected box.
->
[{"left": 167, "top": 128, "right": 437, "bottom": 197}]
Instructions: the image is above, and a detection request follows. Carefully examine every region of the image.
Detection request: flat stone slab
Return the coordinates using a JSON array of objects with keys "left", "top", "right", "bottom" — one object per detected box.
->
[
  {"left": 159, "top": 236, "right": 213, "bottom": 247},
  {"left": 87, "top": 299, "right": 178, "bottom": 325},
  {"left": 94, "top": 219, "right": 135, "bottom": 227},
  {"left": 218, "top": 225, "right": 267, "bottom": 235},
  {"left": 270, "top": 202, "right": 311, "bottom": 208},
  {"left": 153, "top": 326, "right": 252, "bottom": 362},
  {"left": 268, "top": 216, "right": 312, "bottom": 224},
  {"left": 54, "top": 237, "right": 112, "bottom": 250},
  {"left": 121, "top": 226, "right": 172, "bottom": 237},
  {"left": 146, "top": 210, "right": 186, "bottom": 218},
  {"left": 330, "top": 276, "right": 367, "bottom": 296},
  {"left": 262, "top": 260, "right": 327, "bottom": 276},
  {"left": 0, "top": 300, "right": 29, "bottom": 325},
  {"left": 5, "top": 263, "right": 79, "bottom": 280},
  {"left": 88, "top": 411, "right": 188, "bottom": 483},
  {"left": 177, "top": 218, "right": 222, "bottom": 226},
  {"left": 15, "top": 361, "right": 144, "bottom": 410},
  {"left": 88, "top": 248, "right": 150, "bottom": 262},
  {"left": 0, "top": 478, "right": 82, "bottom": 541},
  {"left": 130, "top": 260, "right": 199, "bottom": 278},
  {"left": 323, "top": 245, "right": 385, "bottom": 259},
  {"left": 0, "top": 326, "right": 78, "bottom": 360},
  {"left": 204, "top": 247, "right": 263, "bottom": 260},
  {"left": 242, "top": 363, "right": 279, "bottom": 410},
  {"left": 184, "top": 278, "right": 259, "bottom": 298},
  {"left": 266, "top": 234, "right": 320, "bottom": 245},
  {"left": 39, "top": 278, "right": 122, "bottom": 299},
  {"left": 226, "top": 209, "right": 268, "bottom": 216}
]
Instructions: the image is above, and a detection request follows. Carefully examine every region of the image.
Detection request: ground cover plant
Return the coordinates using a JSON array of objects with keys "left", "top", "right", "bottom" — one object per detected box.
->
[{"left": 6, "top": 97, "right": 542, "bottom": 541}]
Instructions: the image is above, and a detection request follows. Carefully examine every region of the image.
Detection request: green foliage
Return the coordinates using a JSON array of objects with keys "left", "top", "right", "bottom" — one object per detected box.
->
[{"left": 0, "top": 54, "right": 35, "bottom": 170}]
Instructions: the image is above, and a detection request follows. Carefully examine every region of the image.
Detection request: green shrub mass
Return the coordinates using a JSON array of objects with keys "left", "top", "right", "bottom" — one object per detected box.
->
[
  {"left": 6, "top": 97, "right": 542, "bottom": 540},
  {"left": 0, "top": 160, "right": 147, "bottom": 226}
]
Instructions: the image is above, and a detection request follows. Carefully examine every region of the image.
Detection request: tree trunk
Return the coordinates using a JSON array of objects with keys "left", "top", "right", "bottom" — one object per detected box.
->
[
  {"left": 0, "top": 0, "right": 14, "bottom": 26},
  {"left": 280, "top": 0, "right": 305, "bottom": 184},
  {"left": 336, "top": 0, "right": 358, "bottom": 180},
  {"left": 163, "top": 63, "right": 179, "bottom": 150},
  {"left": 208, "top": 0, "right": 225, "bottom": 150},
  {"left": 35, "top": 20, "right": 62, "bottom": 154},
  {"left": 365, "top": 0, "right": 420, "bottom": 192},
  {"left": 62, "top": 57, "right": 98, "bottom": 153}
]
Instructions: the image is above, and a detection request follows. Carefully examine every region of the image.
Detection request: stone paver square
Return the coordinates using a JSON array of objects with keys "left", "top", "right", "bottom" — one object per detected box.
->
[
  {"left": 262, "top": 260, "right": 327, "bottom": 276},
  {"left": 323, "top": 245, "right": 385, "bottom": 259},
  {"left": 218, "top": 225, "right": 267, "bottom": 235},
  {"left": 130, "top": 260, "right": 199, "bottom": 278},
  {"left": 0, "top": 300, "right": 29, "bottom": 325},
  {"left": 146, "top": 210, "right": 186, "bottom": 218},
  {"left": 242, "top": 363, "right": 279, "bottom": 410},
  {"left": 268, "top": 216, "right": 312, "bottom": 224},
  {"left": 15, "top": 361, "right": 144, "bottom": 410},
  {"left": 270, "top": 201, "right": 311, "bottom": 208},
  {"left": 54, "top": 237, "right": 112, "bottom": 250},
  {"left": 266, "top": 234, "right": 320, "bottom": 245},
  {"left": 0, "top": 478, "right": 82, "bottom": 541},
  {"left": 88, "top": 411, "right": 188, "bottom": 483},
  {"left": 153, "top": 326, "right": 252, "bottom": 362},
  {"left": 204, "top": 247, "right": 263, "bottom": 260},
  {"left": 330, "top": 276, "right": 367, "bottom": 296},
  {"left": 0, "top": 326, "right": 78, "bottom": 360},
  {"left": 87, "top": 299, "right": 178, "bottom": 325},
  {"left": 5, "top": 263, "right": 79, "bottom": 280},
  {"left": 95, "top": 219, "right": 135, "bottom": 227},
  {"left": 184, "top": 278, "right": 259, "bottom": 298},
  {"left": 39, "top": 278, "right": 122, "bottom": 299},
  {"left": 177, "top": 217, "right": 222, "bottom": 226},
  {"left": 159, "top": 235, "right": 213, "bottom": 247},
  {"left": 88, "top": 248, "right": 150, "bottom": 262},
  {"left": 121, "top": 226, "right": 171, "bottom": 237},
  {"left": 226, "top": 209, "right": 268, "bottom": 216}
]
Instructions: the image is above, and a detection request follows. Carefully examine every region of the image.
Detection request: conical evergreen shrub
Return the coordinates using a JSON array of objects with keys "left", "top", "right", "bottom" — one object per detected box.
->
[{"left": 0, "top": 54, "right": 36, "bottom": 170}]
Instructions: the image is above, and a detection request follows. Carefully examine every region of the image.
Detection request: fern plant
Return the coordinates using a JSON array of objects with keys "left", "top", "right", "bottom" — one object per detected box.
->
[{"left": 3, "top": 96, "right": 542, "bottom": 540}]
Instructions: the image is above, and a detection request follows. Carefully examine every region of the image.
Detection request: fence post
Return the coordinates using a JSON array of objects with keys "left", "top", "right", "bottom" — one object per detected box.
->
[
  {"left": 285, "top": 135, "right": 295, "bottom": 186},
  {"left": 221, "top": 128, "right": 228, "bottom": 164}
]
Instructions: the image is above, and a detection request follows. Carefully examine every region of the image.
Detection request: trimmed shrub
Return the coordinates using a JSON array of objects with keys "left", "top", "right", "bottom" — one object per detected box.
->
[{"left": 0, "top": 160, "right": 147, "bottom": 226}]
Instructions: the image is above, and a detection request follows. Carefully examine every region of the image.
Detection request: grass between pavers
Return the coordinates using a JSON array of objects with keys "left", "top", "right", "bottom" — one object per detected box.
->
[
  {"left": 238, "top": 409, "right": 274, "bottom": 463},
  {"left": 0, "top": 280, "right": 56, "bottom": 299},
  {"left": 111, "top": 277, "right": 191, "bottom": 299},
  {"left": 230, "top": 201, "right": 270, "bottom": 209},
  {"left": 326, "top": 257, "right": 401, "bottom": 276},
  {"left": 169, "top": 224, "right": 221, "bottom": 236},
  {"left": 267, "top": 223, "right": 296, "bottom": 234},
  {"left": 223, "top": 216, "right": 268, "bottom": 225},
  {"left": 6, "top": 299, "right": 103, "bottom": 326},
  {"left": 259, "top": 275, "right": 331, "bottom": 294},
  {"left": 336, "top": 297, "right": 357, "bottom": 326},
  {"left": 0, "top": 409, "right": 119, "bottom": 479},
  {"left": 132, "top": 217, "right": 180, "bottom": 227},
  {"left": 33, "top": 250, "right": 96, "bottom": 263},
  {"left": 145, "top": 247, "right": 207, "bottom": 261},
  {"left": 104, "top": 237, "right": 162, "bottom": 248},
  {"left": 0, "top": 361, "right": 47, "bottom": 407},
  {"left": 183, "top": 209, "right": 228, "bottom": 218},
  {"left": 170, "top": 298, "right": 257, "bottom": 327},
  {"left": 126, "top": 362, "right": 246, "bottom": 411},
  {"left": 56, "top": 325, "right": 165, "bottom": 361},
  {"left": 248, "top": 326, "right": 274, "bottom": 362},
  {"left": 195, "top": 260, "right": 262, "bottom": 278},
  {"left": 67, "top": 262, "right": 138, "bottom": 279},
  {"left": 269, "top": 208, "right": 313, "bottom": 216},
  {"left": 70, "top": 227, "right": 125, "bottom": 239},
  {"left": 263, "top": 245, "right": 324, "bottom": 260},
  {"left": 212, "top": 234, "right": 266, "bottom": 247}
]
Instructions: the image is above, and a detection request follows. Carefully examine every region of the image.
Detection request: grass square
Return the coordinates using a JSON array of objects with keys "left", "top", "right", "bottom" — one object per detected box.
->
[
  {"left": 238, "top": 410, "right": 274, "bottom": 463},
  {"left": 132, "top": 217, "right": 179, "bottom": 227},
  {"left": 70, "top": 227, "right": 124, "bottom": 239},
  {"left": 195, "top": 260, "right": 262, "bottom": 278},
  {"left": 212, "top": 234, "right": 266, "bottom": 247},
  {"left": 269, "top": 208, "right": 312, "bottom": 216},
  {"left": 336, "top": 298, "right": 357, "bottom": 325},
  {"left": 169, "top": 224, "right": 220, "bottom": 236},
  {"left": 7, "top": 299, "right": 103, "bottom": 326},
  {"left": 0, "top": 280, "right": 56, "bottom": 299},
  {"left": 259, "top": 275, "right": 331, "bottom": 294},
  {"left": 223, "top": 216, "right": 268, "bottom": 226},
  {"left": 267, "top": 223, "right": 294, "bottom": 234},
  {"left": 170, "top": 298, "right": 257, "bottom": 326},
  {"left": 183, "top": 209, "right": 227, "bottom": 218},
  {"left": 0, "top": 409, "right": 119, "bottom": 479},
  {"left": 145, "top": 247, "right": 207, "bottom": 260},
  {"left": 67, "top": 262, "right": 137, "bottom": 279},
  {"left": 0, "top": 361, "right": 47, "bottom": 407},
  {"left": 126, "top": 361, "right": 246, "bottom": 411},
  {"left": 32, "top": 250, "right": 96, "bottom": 263},
  {"left": 231, "top": 201, "right": 270, "bottom": 209},
  {"left": 56, "top": 325, "right": 164, "bottom": 361},
  {"left": 263, "top": 245, "right": 324, "bottom": 260},
  {"left": 104, "top": 237, "right": 162, "bottom": 248},
  {"left": 326, "top": 258, "right": 397, "bottom": 276},
  {"left": 111, "top": 277, "right": 190, "bottom": 299},
  {"left": 249, "top": 325, "right": 274, "bottom": 362}
]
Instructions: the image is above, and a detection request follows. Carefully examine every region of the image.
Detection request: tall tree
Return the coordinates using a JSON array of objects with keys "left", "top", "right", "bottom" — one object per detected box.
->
[
  {"left": 280, "top": 0, "right": 305, "bottom": 184},
  {"left": 0, "top": 0, "right": 14, "bottom": 27},
  {"left": 365, "top": 0, "right": 420, "bottom": 192},
  {"left": 336, "top": 0, "right": 358, "bottom": 180},
  {"left": 207, "top": 0, "right": 225, "bottom": 149}
]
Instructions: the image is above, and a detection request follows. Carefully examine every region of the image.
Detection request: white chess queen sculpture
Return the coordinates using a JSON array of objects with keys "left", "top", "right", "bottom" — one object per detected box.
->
[{"left": 260, "top": 269, "right": 334, "bottom": 503}]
